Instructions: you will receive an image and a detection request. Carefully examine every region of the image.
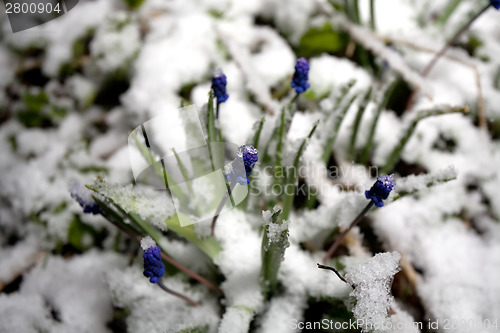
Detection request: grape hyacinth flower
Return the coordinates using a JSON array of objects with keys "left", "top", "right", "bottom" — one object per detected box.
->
[
  {"left": 211, "top": 145, "right": 258, "bottom": 235},
  {"left": 224, "top": 144, "right": 259, "bottom": 185},
  {"left": 69, "top": 182, "right": 100, "bottom": 214},
  {"left": 365, "top": 174, "right": 396, "bottom": 207},
  {"left": 141, "top": 237, "right": 198, "bottom": 306},
  {"left": 142, "top": 236, "right": 165, "bottom": 284},
  {"left": 291, "top": 57, "right": 310, "bottom": 94},
  {"left": 491, "top": 0, "right": 500, "bottom": 10},
  {"left": 323, "top": 174, "right": 396, "bottom": 262},
  {"left": 211, "top": 69, "right": 229, "bottom": 119}
]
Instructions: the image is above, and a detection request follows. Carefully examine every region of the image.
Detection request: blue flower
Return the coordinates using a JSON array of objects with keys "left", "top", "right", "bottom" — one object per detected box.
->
[
  {"left": 365, "top": 174, "right": 395, "bottom": 207},
  {"left": 291, "top": 57, "right": 310, "bottom": 94},
  {"left": 224, "top": 145, "right": 258, "bottom": 185},
  {"left": 491, "top": 0, "right": 500, "bottom": 9},
  {"left": 211, "top": 69, "right": 229, "bottom": 104},
  {"left": 142, "top": 237, "right": 165, "bottom": 284},
  {"left": 69, "top": 182, "right": 100, "bottom": 214}
]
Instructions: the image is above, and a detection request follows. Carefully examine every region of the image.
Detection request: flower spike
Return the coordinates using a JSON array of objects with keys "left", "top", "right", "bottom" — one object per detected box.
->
[
  {"left": 365, "top": 174, "right": 396, "bottom": 207},
  {"left": 141, "top": 237, "right": 198, "bottom": 306},
  {"left": 322, "top": 175, "right": 396, "bottom": 262},
  {"left": 291, "top": 57, "right": 310, "bottom": 94},
  {"left": 212, "top": 145, "right": 258, "bottom": 235},
  {"left": 224, "top": 145, "right": 259, "bottom": 185},
  {"left": 142, "top": 237, "right": 165, "bottom": 284},
  {"left": 212, "top": 68, "right": 229, "bottom": 119}
]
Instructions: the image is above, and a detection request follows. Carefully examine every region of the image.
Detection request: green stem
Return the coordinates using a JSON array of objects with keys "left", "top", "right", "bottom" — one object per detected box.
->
[{"left": 369, "top": 0, "right": 376, "bottom": 30}]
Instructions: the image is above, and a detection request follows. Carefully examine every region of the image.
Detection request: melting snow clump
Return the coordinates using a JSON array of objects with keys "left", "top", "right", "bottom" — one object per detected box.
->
[{"left": 344, "top": 252, "right": 401, "bottom": 332}]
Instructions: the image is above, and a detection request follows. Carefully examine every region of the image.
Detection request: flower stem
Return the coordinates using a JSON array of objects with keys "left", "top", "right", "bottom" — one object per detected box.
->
[
  {"left": 157, "top": 280, "right": 199, "bottom": 306},
  {"left": 210, "top": 181, "right": 236, "bottom": 236},
  {"left": 322, "top": 201, "right": 374, "bottom": 263},
  {"left": 216, "top": 101, "right": 221, "bottom": 120},
  {"left": 421, "top": 3, "right": 491, "bottom": 78}
]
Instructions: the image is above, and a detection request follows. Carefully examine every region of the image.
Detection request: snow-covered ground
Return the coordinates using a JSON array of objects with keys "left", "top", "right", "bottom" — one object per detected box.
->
[{"left": 1, "top": 0, "right": 500, "bottom": 332}]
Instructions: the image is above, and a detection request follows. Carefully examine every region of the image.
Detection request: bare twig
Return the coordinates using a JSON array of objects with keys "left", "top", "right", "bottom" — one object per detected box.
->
[
  {"left": 157, "top": 280, "right": 199, "bottom": 306},
  {"left": 317, "top": 263, "right": 353, "bottom": 288}
]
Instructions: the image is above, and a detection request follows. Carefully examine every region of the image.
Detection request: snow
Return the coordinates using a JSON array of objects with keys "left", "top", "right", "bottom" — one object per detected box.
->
[
  {"left": 91, "top": 181, "right": 175, "bottom": 231},
  {"left": 309, "top": 55, "right": 371, "bottom": 96},
  {"left": 344, "top": 252, "right": 401, "bottom": 333},
  {"left": 214, "top": 209, "right": 264, "bottom": 311},
  {"left": 140, "top": 236, "right": 157, "bottom": 250}
]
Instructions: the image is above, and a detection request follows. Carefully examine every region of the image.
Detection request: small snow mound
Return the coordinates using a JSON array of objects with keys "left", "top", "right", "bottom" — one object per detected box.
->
[
  {"left": 345, "top": 252, "right": 401, "bottom": 333},
  {"left": 140, "top": 236, "right": 157, "bottom": 250}
]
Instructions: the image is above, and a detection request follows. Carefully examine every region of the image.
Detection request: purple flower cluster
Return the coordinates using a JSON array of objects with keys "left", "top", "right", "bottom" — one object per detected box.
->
[
  {"left": 365, "top": 174, "right": 396, "bottom": 207},
  {"left": 143, "top": 244, "right": 165, "bottom": 284},
  {"left": 491, "top": 0, "right": 500, "bottom": 9},
  {"left": 224, "top": 145, "right": 258, "bottom": 185},
  {"left": 211, "top": 69, "right": 229, "bottom": 104},
  {"left": 291, "top": 57, "right": 310, "bottom": 94}
]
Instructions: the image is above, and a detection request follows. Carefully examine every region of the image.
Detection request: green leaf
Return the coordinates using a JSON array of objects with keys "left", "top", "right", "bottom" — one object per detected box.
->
[
  {"left": 175, "top": 325, "right": 209, "bottom": 333},
  {"left": 260, "top": 206, "right": 289, "bottom": 298},
  {"left": 348, "top": 87, "right": 372, "bottom": 161},
  {"left": 281, "top": 121, "right": 319, "bottom": 221},
  {"left": 360, "top": 79, "right": 398, "bottom": 165},
  {"left": 297, "top": 23, "right": 348, "bottom": 58},
  {"left": 206, "top": 91, "right": 224, "bottom": 170},
  {"left": 172, "top": 148, "right": 194, "bottom": 195},
  {"left": 18, "top": 91, "right": 49, "bottom": 127},
  {"left": 321, "top": 84, "right": 358, "bottom": 164},
  {"left": 251, "top": 117, "right": 266, "bottom": 151},
  {"left": 67, "top": 216, "right": 97, "bottom": 251},
  {"left": 89, "top": 180, "right": 222, "bottom": 261},
  {"left": 381, "top": 106, "right": 469, "bottom": 174},
  {"left": 165, "top": 214, "right": 222, "bottom": 261},
  {"left": 130, "top": 131, "right": 187, "bottom": 202},
  {"left": 122, "top": 0, "right": 145, "bottom": 9}
]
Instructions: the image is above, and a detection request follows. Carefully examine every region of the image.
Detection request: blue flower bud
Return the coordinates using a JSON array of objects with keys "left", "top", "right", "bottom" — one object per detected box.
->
[
  {"left": 365, "top": 174, "right": 396, "bottom": 207},
  {"left": 69, "top": 182, "right": 100, "bottom": 215},
  {"left": 491, "top": 0, "right": 500, "bottom": 9},
  {"left": 224, "top": 145, "right": 258, "bottom": 185},
  {"left": 291, "top": 57, "right": 310, "bottom": 94},
  {"left": 141, "top": 237, "right": 165, "bottom": 284},
  {"left": 211, "top": 69, "right": 229, "bottom": 104}
]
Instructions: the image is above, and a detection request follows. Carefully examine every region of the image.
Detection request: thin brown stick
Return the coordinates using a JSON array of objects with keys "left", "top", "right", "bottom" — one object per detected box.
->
[
  {"left": 317, "top": 263, "right": 353, "bottom": 288},
  {"left": 157, "top": 280, "right": 199, "bottom": 306},
  {"left": 406, "top": 4, "right": 491, "bottom": 114},
  {"left": 323, "top": 201, "right": 374, "bottom": 263},
  {"left": 377, "top": 36, "right": 486, "bottom": 130}
]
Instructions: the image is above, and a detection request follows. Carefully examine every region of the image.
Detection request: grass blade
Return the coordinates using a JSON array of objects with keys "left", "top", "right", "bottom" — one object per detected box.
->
[
  {"left": 282, "top": 121, "right": 319, "bottom": 220},
  {"left": 359, "top": 79, "right": 398, "bottom": 165},
  {"left": 381, "top": 105, "right": 469, "bottom": 174}
]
